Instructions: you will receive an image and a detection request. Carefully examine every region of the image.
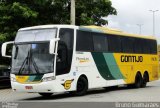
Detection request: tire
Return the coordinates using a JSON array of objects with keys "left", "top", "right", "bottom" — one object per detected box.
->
[
  {"left": 127, "top": 84, "right": 134, "bottom": 88},
  {"left": 75, "top": 77, "right": 88, "bottom": 96},
  {"left": 134, "top": 73, "right": 143, "bottom": 88},
  {"left": 39, "top": 93, "right": 53, "bottom": 97},
  {"left": 104, "top": 86, "right": 118, "bottom": 90},
  {"left": 141, "top": 73, "right": 149, "bottom": 88}
]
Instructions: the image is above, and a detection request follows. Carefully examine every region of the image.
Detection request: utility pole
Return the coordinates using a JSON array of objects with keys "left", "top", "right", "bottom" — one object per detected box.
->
[
  {"left": 149, "top": 10, "right": 159, "bottom": 36},
  {"left": 70, "top": 0, "right": 75, "bottom": 25},
  {"left": 137, "top": 24, "right": 143, "bottom": 34}
]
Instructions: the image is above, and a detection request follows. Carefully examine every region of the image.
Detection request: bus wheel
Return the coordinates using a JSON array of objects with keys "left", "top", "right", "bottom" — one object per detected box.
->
[
  {"left": 39, "top": 93, "right": 53, "bottom": 97},
  {"left": 75, "top": 77, "right": 88, "bottom": 96},
  {"left": 104, "top": 86, "right": 118, "bottom": 90},
  {"left": 141, "top": 72, "right": 149, "bottom": 88},
  {"left": 134, "top": 73, "right": 143, "bottom": 88}
]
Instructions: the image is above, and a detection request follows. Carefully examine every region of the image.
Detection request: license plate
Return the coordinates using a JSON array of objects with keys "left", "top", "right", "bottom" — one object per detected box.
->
[{"left": 25, "top": 86, "right": 33, "bottom": 90}]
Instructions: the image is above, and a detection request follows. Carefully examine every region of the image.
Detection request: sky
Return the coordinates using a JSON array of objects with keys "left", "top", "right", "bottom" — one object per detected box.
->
[{"left": 106, "top": 0, "right": 160, "bottom": 39}]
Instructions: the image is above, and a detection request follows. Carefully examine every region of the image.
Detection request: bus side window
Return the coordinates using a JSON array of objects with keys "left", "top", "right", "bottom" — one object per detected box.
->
[
  {"left": 134, "top": 39, "right": 143, "bottom": 54},
  {"left": 108, "top": 35, "right": 121, "bottom": 53},
  {"left": 150, "top": 40, "right": 157, "bottom": 54},
  {"left": 121, "top": 37, "right": 134, "bottom": 53},
  {"left": 142, "top": 40, "right": 150, "bottom": 54},
  {"left": 92, "top": 33, "right": 108, "bottom": 52},
  {"left": 76, "top": 30, "right": 93, "bottom": 52}
]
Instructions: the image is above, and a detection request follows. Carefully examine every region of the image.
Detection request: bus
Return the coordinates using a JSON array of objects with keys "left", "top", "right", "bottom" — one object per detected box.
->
[
  {"left": 1, "top": 25, "right": 159, "bottom": 96},
  {"left": 0, "top": 42, "right": 11, "bottom": 87}
]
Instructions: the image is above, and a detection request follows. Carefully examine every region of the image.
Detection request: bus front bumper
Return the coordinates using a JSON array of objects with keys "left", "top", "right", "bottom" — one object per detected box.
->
[{"left": 11, "top": 81, "right": 65, "bottom": 93}]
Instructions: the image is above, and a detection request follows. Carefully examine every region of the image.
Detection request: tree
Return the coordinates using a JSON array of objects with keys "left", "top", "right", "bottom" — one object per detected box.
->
[
  {"left": 0, "top": 0, "right": 117, "bottom": 42},
  {"left": 76, "top": 0, "right": 117, "bottom": 25},
  {"left": 0, "top": 1, "right": 38, "bottom": 41}
]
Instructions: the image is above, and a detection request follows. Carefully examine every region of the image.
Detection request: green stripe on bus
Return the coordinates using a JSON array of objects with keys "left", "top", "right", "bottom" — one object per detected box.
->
[
  {"left": 33, "top": 75, "right": 43, "bottom": 81},
  {"left": 103, "top": 53, "right": 125, "bottom": 79},
  {"left": 91, "top": 52, "right": 115, "bottom": 80},
  {"left": 28, "top": 76, "right": 36, "bottom": 82},
  {"left": 27, "top": 75, "right": 43, "bottom": 82}
]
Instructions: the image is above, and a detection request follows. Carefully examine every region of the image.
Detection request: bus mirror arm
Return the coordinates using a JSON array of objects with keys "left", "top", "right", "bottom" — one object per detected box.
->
[
  {"left": 49, "top": 38, "right": 60, "bottom": 54},
  {"left": 1, "top": 41, "right": 14, "bottom": 58}
]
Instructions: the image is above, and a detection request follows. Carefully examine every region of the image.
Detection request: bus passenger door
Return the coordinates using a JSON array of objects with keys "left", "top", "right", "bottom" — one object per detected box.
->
[
  {"left": 56, "top": 43, "right": 69, "bottom": 75},
  {"left": 56, "top": 28, "right": 74, "bottom": 76}
]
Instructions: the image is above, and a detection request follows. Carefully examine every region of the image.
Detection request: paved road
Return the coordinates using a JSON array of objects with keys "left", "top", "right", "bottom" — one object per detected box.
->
[{"left": 0, "top": 80, "right": 160, "bottom": 102}]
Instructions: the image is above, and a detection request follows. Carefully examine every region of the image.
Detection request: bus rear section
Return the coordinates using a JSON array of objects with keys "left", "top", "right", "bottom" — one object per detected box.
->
[{"left": 75, "top": 26, "right": 159, "bottom": 89}]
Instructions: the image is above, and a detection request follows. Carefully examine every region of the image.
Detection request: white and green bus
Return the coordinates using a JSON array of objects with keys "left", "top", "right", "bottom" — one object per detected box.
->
[{"left": 2, "top": 25, "right": 159, "bottom": 97}]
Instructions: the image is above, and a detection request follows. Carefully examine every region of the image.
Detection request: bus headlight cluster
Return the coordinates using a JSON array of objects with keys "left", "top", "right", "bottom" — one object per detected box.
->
[
  {"left": 11, "top": 77, "right": 16, "bottom": 82},
  {"left": 42, "top": 76, "right": 55, "bottom": 82}
]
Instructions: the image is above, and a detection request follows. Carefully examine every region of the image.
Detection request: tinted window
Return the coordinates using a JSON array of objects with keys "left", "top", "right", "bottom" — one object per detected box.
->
[
  {"left": 76, "top": 30, "right": 157, "bottom": 54},
  {"left": 56, "top": 28, "right": 74, "bottom": 75},
  {"left": 121, "top": 37, "right": 134, "bottom": 53},
  {"left": 142, "top": 40, "right": 151, "bottom": 54},
  {"left": 134, "top": 39, "right": 143, "bottom": 53},
  {"left": 108, "top": 35, "right": 121, "bottom": 52},
  {"left": 150, "top": 40, "right": 157, "bottom": 54},
  {"left": 76, "top": 30, "right": 93, "bottom": 51},
  {"left": 93, "top": 33, "right": 108, "bottom": 52},
  {"left": 59, "top": 28, "right": 74, "bottom": 50}
]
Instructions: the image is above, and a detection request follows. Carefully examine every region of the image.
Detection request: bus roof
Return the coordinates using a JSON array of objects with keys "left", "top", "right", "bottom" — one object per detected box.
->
[
  {"left": 81, "top": 25, "right": 156, "bottom": 40},
  {"left": 19, "top": 25, "right": 78, "bottom": 31},
  {"left": 19, "top": 25, "right": 156, "bottom": 40}
]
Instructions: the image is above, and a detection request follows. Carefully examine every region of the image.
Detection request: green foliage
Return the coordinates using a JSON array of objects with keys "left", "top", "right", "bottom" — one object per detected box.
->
[
  {"left": 76, "top": 0, "right": 117, "bottom": 25},
  {"left": 0, "top": 0, "right": 117, "bottom": 42},
  {"left": 0, "top": 1, "right": 38, "bottom": 42},
  {"left": 11, "top": 2, "right": 38, "bottom": 18}
]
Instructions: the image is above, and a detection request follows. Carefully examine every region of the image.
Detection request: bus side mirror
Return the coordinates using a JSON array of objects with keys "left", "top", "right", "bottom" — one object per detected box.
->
[
  {"left": 49, "top": 38, "right": 60, "bottom": 54},
  {"left": 1, "top": 41, "right": 14, "bottom": 58}
]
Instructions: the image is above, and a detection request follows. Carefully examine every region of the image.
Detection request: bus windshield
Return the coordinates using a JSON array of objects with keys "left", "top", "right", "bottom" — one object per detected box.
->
[
  {"left": 15, "top": 29, "right": 57, "bottom": 42},
  {"left": 11, "top": 28, "right": 57, "bottom": 75},
  {"left": 12, "top": 43, "right": 54, "bottom": 75}
]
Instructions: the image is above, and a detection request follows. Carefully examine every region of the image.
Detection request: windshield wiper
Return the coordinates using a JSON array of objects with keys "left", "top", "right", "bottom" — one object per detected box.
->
[
  {"left": 18, "top": 51, "right": 29, "bottom": 75},
  {"left": 18, "top": 51, "right": 40, "bottom": 75},
  {"left": 31, "top": 58, "right": 40, "bottom": 74}
]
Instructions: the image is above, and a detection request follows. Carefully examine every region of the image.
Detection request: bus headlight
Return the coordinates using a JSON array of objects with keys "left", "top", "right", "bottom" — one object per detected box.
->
[
  {"left": 11, "top": 77, "right": 16, "bottom": 82},
  {"left": 42, "top": 76, "right": 55, "bottom": 82}
]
